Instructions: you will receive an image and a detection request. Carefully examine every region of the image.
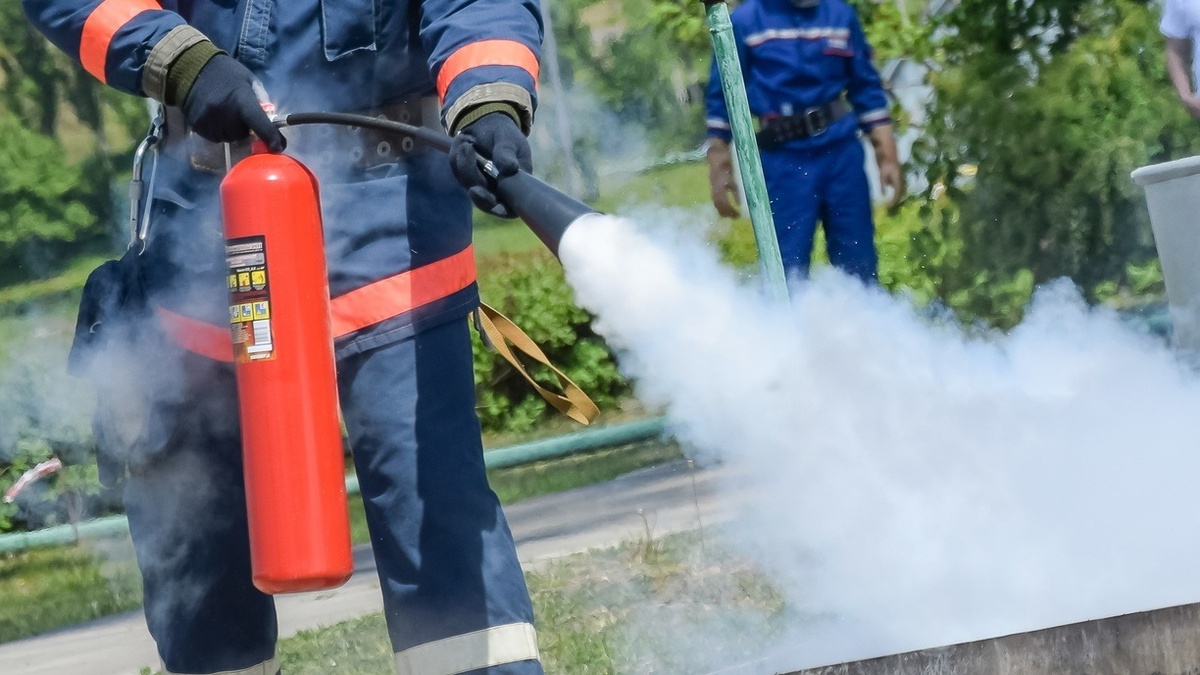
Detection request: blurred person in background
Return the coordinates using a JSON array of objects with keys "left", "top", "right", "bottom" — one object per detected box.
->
[
  {"left": 1162, "top": 0, "right": 1200, "bottom": 118},
  {"left": 705, "top": 0, "right": 903, "bottom": 282}
]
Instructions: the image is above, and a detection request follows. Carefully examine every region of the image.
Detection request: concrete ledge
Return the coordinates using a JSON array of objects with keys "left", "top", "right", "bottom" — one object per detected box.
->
[{"left": 786, "top": 602, "right": 1200, "bottom": 675}]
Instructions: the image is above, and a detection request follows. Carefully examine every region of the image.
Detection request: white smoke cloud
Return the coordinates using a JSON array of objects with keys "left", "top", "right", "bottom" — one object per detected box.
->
[{"left": 558, "top": 213, "right": 1200, "bottom": 672}]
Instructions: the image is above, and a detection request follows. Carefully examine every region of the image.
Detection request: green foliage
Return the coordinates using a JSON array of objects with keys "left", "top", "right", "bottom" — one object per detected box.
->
[
  {"left": 647, "top": 0, "right": 712, "bottom": 54},
  {"left": 0, "top": 116, "right": 103, "bottom": 282},
  {"left": 850, "top": 0, "right": 937, "bottom": 63},
  {"left": 913, "top": 0, "right": 1187, "bottom": 323},
  {"left": 551, "top": 0, "right": 709, "bottom": 155},
  {"left": 875, "top": 197, "right": 1036, "bottom": 328},
  {"left": 0, "top": 10, "right": 143, "bottom": 285},
  {"left": 474, "top": 251, "right": 629, "bottom": 434}
]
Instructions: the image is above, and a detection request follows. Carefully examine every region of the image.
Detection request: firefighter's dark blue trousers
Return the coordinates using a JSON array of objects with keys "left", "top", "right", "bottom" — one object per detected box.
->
[
  {"left": 760, "top": 133, "right": 878, "bottom": 282},
  {"left": 98, "top": 148, "right": 541, "bottom": 675},
  {"left": 122, "top": 317, "right": 538, "bottom": 674}
]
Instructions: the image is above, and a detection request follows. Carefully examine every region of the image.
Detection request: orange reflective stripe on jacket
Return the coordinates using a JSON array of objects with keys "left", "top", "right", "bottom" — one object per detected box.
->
[
  {"left": 81, "top": 0, "right": 162, "bottom": 82},
  {"left": 157, "top": 247, "right": 476, "bottom": 360},
  {"left": 330, "top": 245, "right": 476, "bottom": 339},
  {"left": 436, "top": 39, "right": 539, "bottom": 102},
  {"left": 156, "top": 306, "right": 235, "bottom": 363}
]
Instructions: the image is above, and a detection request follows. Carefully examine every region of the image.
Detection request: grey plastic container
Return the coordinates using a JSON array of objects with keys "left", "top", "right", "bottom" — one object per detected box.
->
[{"left": 1132, "top": 155, "right": 1200, "bottom": 353}]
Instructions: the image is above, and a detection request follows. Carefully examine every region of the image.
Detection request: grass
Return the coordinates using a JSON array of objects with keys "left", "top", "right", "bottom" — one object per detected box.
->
[
  {"left": 593, "top": 161, "right": 710, "bottom": 213},
  {"left": 0, "top": 437, "right": 682, "bottom": 645},
  {"left": 127, "top": 530, "right": 787, "bottom": 675},
  {"left": 230, "top": 531, "right": 786, "bottom": 675},
  {"left": 0, "top": 535, "right": 141, "bottom": 643}
]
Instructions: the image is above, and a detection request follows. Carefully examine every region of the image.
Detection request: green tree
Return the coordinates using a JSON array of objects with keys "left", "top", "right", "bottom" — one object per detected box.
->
[
  {"left": 550, "top": 0, "right": 711, "bottom": 155},
  {"left": 915, "top": 0, "right": 1192, "bottom": 322},
  {"left": 0, "top": 7, "right": 144, "bottom": 283},
  {"left": 0, "top": 115, "right": 98, "bottom": 281}
]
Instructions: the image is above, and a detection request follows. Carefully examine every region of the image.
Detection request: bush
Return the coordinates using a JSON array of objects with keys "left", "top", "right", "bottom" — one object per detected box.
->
[{"left": 474, "top": 251, "right": 629, "bottom": 434}]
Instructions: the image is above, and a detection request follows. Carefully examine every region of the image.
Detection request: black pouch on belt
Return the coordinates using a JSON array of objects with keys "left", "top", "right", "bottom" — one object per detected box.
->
[{"left": 68, "top": 249, "right": 151, "bottom": 489}]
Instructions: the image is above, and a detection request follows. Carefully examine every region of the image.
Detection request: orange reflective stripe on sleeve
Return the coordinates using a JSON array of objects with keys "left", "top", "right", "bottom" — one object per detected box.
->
[
  {"left": 155, "top": 306, "right": 235, "bottom": 363},
  {"left": 436, "top": 40, "right": 539, "bottom": 102},
  {"left": 81, "top": 0, "right": 162, "bottom": 82},
  {"left": 330, "top": 245, "right": 477, "bottom": 339}
]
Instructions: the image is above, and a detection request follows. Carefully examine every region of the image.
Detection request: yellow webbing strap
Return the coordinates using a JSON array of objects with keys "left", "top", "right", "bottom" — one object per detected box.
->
[{"left": 476, "top": 303, "right": 600, "bottom": 425}]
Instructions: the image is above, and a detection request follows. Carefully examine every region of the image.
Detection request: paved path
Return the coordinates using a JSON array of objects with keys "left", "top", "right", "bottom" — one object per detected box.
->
[{"left": 0, "top": 460, "right": 741, "bottom": 675}]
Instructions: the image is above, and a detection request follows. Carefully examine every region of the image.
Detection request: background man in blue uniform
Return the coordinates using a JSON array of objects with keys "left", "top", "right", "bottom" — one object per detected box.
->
[
  {"left": 1161, "top": 0, "right": 1200, "bottom": 118},
  {"left": 21, "top": 1, "right": 545, "bottom": 673},
  {"left": 705, "top": 0, "right": 904, "bottom": 282}
]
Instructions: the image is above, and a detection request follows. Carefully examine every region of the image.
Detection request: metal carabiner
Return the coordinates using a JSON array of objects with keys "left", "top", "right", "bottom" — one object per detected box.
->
[{"left": 128, "top": 101, "right": 166, "bottom": 254}]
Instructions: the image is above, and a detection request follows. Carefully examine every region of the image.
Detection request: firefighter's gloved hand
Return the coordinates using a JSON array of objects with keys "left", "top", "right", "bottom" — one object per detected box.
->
[
  {"left": 450, "top": 110, "right": 531, "bottom": 218},
  {"left": 180, "top": 54, "right": 286, "bottom": 153}
]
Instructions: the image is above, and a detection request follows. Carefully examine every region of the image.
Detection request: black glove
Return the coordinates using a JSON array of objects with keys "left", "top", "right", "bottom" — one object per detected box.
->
[
  {"left": 450, "top": 111, "right": 531, "bottom": 218},
  {"left": 182, "top": 54, "right": 286, "bottom": 153}
]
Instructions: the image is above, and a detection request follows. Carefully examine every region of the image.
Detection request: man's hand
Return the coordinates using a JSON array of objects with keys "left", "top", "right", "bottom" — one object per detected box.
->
[
  {"left": 707, "top": 138, "right": 741, "bottom": 218},
  {"left": 1182, "top": 94, "right": 1200, "bottom": 119},
  {"left": 180, "top": 54, "right": 286, "bottom": 152},
  {"left": 450, "top": 111, "right": 532, "bottom": 218},
  {"left": 868, "top": 124, "right": 905, "bottom": 209}
]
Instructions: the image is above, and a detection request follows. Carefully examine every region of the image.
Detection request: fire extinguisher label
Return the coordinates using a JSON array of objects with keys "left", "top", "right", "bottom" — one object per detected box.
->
[{"left": 226, "top": 236, "right": 276, "bottom": 363}]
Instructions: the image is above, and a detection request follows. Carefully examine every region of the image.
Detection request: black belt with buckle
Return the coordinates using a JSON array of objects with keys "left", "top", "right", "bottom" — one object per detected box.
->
[
  {"left": 755, "top": 100, "right": 851, "bottom": 150},
  {"left": 163, "top": 97, "right": 441, "bottom": 174}
]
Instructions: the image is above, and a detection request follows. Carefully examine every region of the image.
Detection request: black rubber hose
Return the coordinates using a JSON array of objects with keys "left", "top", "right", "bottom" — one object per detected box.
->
[
  {"left": 277, "top": 111, "right": 595, "bottom": 256},
  {"left": 280, "top": 112, "right": 452, "bottom": 154}
]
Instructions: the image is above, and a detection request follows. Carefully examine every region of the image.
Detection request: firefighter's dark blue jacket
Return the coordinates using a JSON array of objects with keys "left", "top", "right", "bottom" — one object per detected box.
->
[
  {"left": 705, "top": 0, "right": 891, "bottom": 149},
  {"left": 22, "top": 0, "right": 544, "bottom": 356},
  {"left": 22, "top": 0, "right": 541, "bottom": 131}
]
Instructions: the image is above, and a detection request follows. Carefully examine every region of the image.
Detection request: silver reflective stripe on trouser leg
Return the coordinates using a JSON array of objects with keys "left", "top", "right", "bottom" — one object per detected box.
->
[
  {"left": 394, "top": 622, "right": 541, "bottom": 675},
  {"left": 162, "top": 656, "right": 280, "bottom": 675}
]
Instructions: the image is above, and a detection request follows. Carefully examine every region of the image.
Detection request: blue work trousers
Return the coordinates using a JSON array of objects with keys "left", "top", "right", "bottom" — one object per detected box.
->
[
  {"left": 760, "top": 134, "right": 878, "bottom": 282},
  {"left": 122, "top": 317, "right": 539, "bottom": 674}
]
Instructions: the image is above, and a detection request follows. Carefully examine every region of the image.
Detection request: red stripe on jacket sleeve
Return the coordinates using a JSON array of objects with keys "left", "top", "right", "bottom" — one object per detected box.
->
[
  {"left": 330, "top": 246, "right": 477, "bottom": 339},
  {"left": 436, "top": 39, "right": 539, "bottom": 103},
  {"left": 81, "top": 0, "right": 162, "bottom": 82}
]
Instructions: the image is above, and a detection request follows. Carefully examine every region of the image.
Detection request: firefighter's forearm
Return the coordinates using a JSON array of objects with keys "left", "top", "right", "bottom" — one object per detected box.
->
[{"left": 1167, "top": 38, "right": 1195, "bottom": 101}]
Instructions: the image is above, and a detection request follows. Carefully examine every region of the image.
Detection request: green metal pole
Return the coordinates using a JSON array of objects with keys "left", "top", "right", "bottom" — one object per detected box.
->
[{"left": 702, "top": 0, "right": 789, "bottom": 302}]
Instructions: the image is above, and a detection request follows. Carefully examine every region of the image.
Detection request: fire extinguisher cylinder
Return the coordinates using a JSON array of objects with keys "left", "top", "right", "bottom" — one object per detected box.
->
[{"left": 220, "top": 143, "right": 353, "bottom": 594}]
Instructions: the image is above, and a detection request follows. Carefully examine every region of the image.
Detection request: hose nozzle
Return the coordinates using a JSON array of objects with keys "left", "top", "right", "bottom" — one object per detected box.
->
[{"left": 492, "top": 171, "right": 597, "bottom": 256}]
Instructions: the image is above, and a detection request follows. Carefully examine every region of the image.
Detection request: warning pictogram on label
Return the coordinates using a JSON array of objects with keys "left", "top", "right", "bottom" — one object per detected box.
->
[{"left": 226, "top": 236, "right": 275, "bottom": 362}]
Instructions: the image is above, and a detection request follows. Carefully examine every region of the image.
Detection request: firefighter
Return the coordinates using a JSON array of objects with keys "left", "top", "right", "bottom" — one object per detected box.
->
[
  {"left": 21, "top": 1, "right": 544, "bottom": 674},
  {"left": 705, "top": 0, "right": 904, "bottom": 282}
]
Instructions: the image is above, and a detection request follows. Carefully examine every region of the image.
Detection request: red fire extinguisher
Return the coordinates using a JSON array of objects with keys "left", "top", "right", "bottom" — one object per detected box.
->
[{"left": 220, "top": 141, "right": 353, "bottom": 594}]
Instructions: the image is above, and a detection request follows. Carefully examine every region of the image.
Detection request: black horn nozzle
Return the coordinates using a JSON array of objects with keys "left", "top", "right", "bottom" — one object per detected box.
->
[{"left": 494, "top": 170, "right": 597, "bottom": 257}]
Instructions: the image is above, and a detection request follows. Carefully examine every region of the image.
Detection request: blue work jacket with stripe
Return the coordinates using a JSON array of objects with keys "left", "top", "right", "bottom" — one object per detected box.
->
[
  {"left": 21, "top": 0, "right": 544, "bottom": 356},
  {"left": 21, "top": 0, "right": 542, "bottom": 133},
  {"left": 705, "top": 0, "right": 891, "bottom": 150}
]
